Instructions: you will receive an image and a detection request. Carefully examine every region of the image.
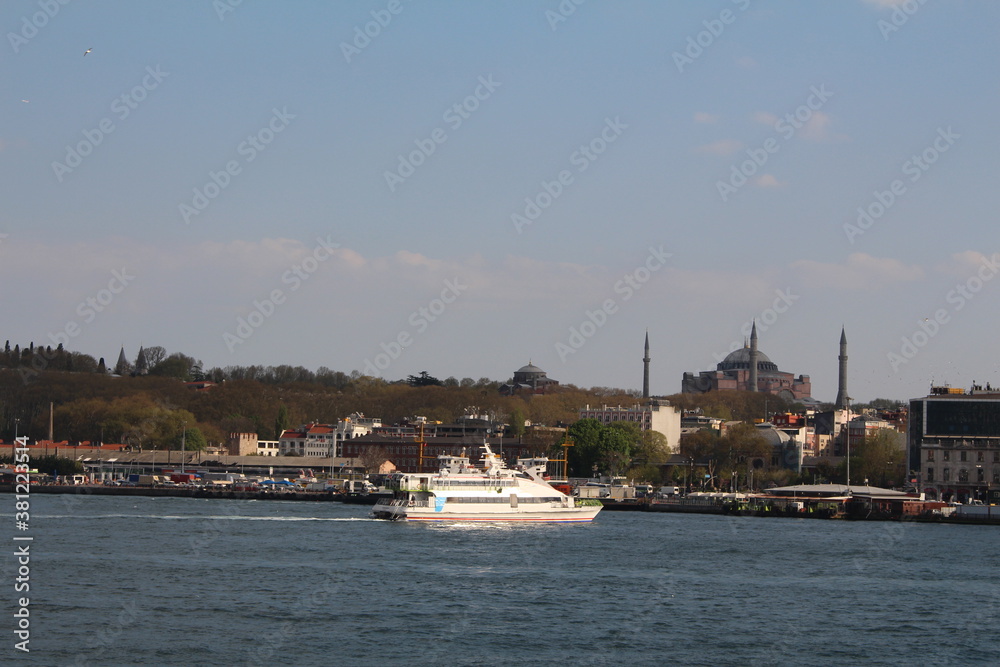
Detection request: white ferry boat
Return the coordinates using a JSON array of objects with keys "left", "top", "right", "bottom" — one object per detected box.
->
[{"left": 371, "top": 444, "right": 602, "bottom": 523}]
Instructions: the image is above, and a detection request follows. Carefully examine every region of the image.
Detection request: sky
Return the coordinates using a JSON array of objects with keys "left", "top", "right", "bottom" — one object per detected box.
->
[{"left": 3, "top": 0, "right": 999, "bottom": 404}]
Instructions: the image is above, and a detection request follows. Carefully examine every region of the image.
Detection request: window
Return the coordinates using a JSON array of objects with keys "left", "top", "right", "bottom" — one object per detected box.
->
[
  {"left": 926, "top": 468, "right": 934, "bottom": 483},
  {"left": 994, "top": 469, "right": 1000, "bottom": 484},
  {"left": 977, "top": 468, "right": 985, "bottom": 483},
  {"left": 958, "top": 469, "right": 969, "bottom": 483},
  {"left": 978, "top": 452, "right": 985, "bottom": 462},
  {"left": 995, "top": 451, "right": 1000, "bottom": 463},
  {"left": 943, "top": 451, "right": 951, "bottom": 461},
  {"left": 960, "top": 451, "right": 967, "bottom": 462},
  {"left": 927, "top": 451, "right": 935, "bottom": 462},
  {"left": 943, "top": 468, "right": 950, "bottom": 482}
]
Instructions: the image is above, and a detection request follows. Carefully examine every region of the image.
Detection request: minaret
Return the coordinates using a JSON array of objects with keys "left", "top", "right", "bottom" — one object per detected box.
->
[
  {"left": 642, "top": 331, "right": 651, "bottom": 399},
  {"left": 835, "top": 327, "right": 849, "bottom": 409},
  {"left": 748, "top": 321, "right": 759, "bottom": 392}
]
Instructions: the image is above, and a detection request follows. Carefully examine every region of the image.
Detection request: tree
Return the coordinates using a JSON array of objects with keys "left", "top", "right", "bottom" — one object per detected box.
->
[
  {"left": 176, "top": 426, "right": 208, "bottom": 452},
  {"left": 359, "top": 445, "right": 389, "bottom": 473},
  {"left": 149, "top": 353, "right": 196, "bottom": 380},
  {"left": 274, "top": 404, "right": 291, "bottom": 439},
  {"left": 508, "top": 407, "right": 527, "bottom": 439},
  {"left": 144, "top": 346, "right": 167, "bottom": 368},
  {"left": 852, "top": 428, "right": 905, "bottom": 487},
  {"left": 407, "top": 371, "right": 441, "bottom": 387}
]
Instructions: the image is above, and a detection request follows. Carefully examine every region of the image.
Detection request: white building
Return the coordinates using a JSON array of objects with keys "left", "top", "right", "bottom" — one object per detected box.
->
[
  {"left": 579, "top": 399, "right": 682, "bottom": 453},
  {"left": 278, "top": 413, "right": 382, "bottom": 458}
]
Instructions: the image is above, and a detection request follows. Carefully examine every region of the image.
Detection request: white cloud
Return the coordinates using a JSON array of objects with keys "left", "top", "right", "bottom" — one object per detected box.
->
[
  {"left": 933, "top": 250, "right": 1000, "bottom": 278},
  {"left": 791, "top": 253, "right": 924, "bottom": 290},
  {"left": 754, "top": 174, "right": 785, "bottom": 188},
  {"left": 693, "top": 112, "right": 719, "bottom": 124}
]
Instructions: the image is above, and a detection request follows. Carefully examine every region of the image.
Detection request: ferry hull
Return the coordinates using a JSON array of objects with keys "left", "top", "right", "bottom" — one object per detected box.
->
[{"left": 372, "top": 504, "right": 602, "bottom": 523}]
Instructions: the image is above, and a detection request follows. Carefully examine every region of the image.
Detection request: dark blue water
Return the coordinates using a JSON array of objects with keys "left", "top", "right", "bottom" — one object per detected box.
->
[{"left": 4, "top": 495, "right": 999, "bottom": 666}]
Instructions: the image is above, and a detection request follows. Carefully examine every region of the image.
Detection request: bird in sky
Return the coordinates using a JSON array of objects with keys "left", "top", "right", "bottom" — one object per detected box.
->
[{"left": 83, "top": 48, "right": 92, "bottom": 56}]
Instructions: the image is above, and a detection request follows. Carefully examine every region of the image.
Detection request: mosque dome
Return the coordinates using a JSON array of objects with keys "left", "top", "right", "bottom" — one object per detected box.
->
[
  {"left": 515, "top": 362, "right": 546, "bottom": 378},
  {"left": 755, "top": 423, "right": 791, "bottom": 446},
  {"left": 716, "top": 347, "right": 779, "bottom": 373}
]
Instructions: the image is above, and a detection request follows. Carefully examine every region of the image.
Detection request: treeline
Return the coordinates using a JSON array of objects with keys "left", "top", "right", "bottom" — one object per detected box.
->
[{"left": 0, "top": 363, "right": 638, "bottom": 451}]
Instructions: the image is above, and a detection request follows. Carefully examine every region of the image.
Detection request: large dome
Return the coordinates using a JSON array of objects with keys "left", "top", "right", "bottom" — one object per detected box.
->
[
  {"left": 716, "top": 347, "right": 778, "bottom": 372},
  {"left": 515, "top": 362, "right": 545, "bottom": 376}
]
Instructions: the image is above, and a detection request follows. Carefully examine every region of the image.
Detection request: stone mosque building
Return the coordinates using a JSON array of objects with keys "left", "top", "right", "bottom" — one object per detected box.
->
[{"left": 680, "top": 322, "right": 817, "bottom": 403}]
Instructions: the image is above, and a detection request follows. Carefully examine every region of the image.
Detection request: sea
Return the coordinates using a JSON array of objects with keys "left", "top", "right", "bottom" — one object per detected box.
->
[{"left": 4, "top": 494, "right": 999, "bottom": 666}]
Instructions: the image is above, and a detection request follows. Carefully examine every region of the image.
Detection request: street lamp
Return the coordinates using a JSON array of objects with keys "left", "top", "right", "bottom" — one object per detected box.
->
[
  {"left": 179, "top": 422, "right": 186, "bottom": 474},
  {"left": 845, "top": 396, "right": 853, "bottom": 489}
]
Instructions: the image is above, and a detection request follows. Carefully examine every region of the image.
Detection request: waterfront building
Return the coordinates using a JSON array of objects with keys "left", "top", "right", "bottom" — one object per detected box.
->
[
  {"left": 278, "top": 413, "right": 382, "bottom": 458},
  {"left": 681, "top": 323, "right": 813, "bottom": 402},
  {"left": 909, "top": 384, "right": 1000, "bottom": 503},
  {"left": 578, "top": 399, "right": 682, "bottom": 453}
]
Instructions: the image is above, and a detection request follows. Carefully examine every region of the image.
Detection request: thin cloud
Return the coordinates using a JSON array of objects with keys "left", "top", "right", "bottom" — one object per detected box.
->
[
  {"left": 754, "top": 174, "right": 785, "bottom": 188},
  {"left": 693, "top": 112, "right": 719, "bottom": 124},
  {"left": 791, "top": 253, "right": 924, "bottom": 290},
  {"left": 695, "top": 139, "right": 744, "bottom": 156}
]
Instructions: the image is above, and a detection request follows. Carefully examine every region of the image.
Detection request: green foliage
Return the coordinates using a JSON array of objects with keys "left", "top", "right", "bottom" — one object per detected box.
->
[
  {"left": 508, "top": 407, "right": 526, "bottom": 438},
  {"left": 567, "top": 418, "right": 636, "bottom": 477},
  {"left": 175, "top": 426, "right": 208, "bottom": 452},
  {"left": 274, "top": 404, "right": 291, "bottom": 439},
  {"left": 406, "top": 371, "right": 442, "bottom": 387},
  {"left": 0, "top": 454, "right": 83, "bottom": 476}
]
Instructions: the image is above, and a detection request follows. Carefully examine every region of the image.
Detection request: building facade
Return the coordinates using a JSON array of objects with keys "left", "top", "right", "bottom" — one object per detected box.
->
[
  {"left": 578, "top": 399, "right": 682, "bottom": 453},
  {"left": 909, "top": 385, "right": 1000, "bottom": 503}
]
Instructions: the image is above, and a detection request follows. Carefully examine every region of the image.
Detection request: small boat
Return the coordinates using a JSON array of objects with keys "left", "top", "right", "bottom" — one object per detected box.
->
[{"left": 371, "top": 444, "right": 602, "bottom": 523}]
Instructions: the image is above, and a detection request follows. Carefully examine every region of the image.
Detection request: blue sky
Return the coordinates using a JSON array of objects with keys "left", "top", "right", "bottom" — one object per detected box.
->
[{"left": 3, "top": 0, "right": 999, "bottom": 403}]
